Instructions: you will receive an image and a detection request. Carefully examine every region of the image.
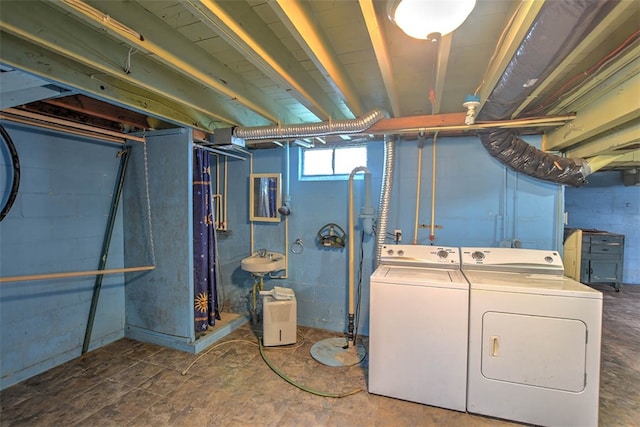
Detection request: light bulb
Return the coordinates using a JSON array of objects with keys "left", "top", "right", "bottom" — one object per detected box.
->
[{"left": 390, "top": 0, "right": 476, "bottom": 40}]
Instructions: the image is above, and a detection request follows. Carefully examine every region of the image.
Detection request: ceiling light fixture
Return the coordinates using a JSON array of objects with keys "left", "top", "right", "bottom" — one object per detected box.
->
[{"left": 387, "top": 0, "right": 476, "bottom": 40}]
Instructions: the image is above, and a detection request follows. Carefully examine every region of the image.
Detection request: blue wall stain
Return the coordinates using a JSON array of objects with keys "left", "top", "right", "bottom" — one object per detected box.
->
[{"left": 566, "top": 171, "right": 640, "bottom": 284}]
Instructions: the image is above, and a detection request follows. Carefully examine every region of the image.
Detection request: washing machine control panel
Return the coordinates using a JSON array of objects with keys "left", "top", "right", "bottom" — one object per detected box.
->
[{"left": 380, "top": 245, "right": 460, "bottom": 267}]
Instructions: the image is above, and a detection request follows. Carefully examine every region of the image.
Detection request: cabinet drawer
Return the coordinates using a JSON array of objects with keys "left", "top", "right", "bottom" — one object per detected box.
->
[
  {"left": 589, "top": 235, "right": 623, "bottom": 245},
  {"left": 589, "top": 244, "right": 622, "bottom": 255}
]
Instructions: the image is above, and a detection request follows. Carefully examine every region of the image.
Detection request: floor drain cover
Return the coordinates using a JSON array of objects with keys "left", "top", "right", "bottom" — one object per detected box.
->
[{"left": 310, "top": 337, "right": 366, "bottom": 367}]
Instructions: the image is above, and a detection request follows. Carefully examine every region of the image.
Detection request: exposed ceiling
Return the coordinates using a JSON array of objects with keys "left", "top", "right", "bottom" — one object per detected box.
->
[{"left": 0, "top": 0, "right": 638, "bottom": 171}]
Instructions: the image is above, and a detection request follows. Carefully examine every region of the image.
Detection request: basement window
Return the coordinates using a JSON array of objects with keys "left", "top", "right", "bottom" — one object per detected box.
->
[{"left": 299, "top": 145, "right": 367, "bottom": 181}]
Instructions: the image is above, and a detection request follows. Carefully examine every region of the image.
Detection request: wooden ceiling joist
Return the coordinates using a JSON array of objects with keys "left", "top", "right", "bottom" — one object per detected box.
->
[
  {"left": 182, "top": 0, "right": 348, "bottom": 121},
  {"left": 271, "top": 0, "right": 364, "bottom": 117}
]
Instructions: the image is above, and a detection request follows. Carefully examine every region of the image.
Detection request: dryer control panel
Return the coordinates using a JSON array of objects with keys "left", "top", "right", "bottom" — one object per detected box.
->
[{"left": 460, "top": 247, "right": 564, "bottom": 274}]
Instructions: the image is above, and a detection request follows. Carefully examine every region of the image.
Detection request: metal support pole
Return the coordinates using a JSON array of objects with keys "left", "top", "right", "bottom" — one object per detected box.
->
[{"left": 82, "top": 146, "right": 131, "bottom": 354}]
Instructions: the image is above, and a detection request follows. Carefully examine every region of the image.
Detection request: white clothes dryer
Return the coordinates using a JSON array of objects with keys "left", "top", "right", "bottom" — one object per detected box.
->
[
  {"left": 369, "top": 245, "right": 469, "bottom": 411},
  {"left": 461, "top": 247, "right": 603, "bottom": 427}
]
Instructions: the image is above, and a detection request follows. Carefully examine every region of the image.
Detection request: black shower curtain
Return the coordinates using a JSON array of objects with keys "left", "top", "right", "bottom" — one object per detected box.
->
[{"left": 193, "top": 148, "right": 220, "bottom": 332}]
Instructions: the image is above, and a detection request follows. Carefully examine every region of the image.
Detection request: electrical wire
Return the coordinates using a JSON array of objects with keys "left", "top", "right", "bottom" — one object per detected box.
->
[
  {"left": 524, "top": 29, "right": 640, "bottom": 116},
  {"left": 353, "top": 229, "right": 365, "bottom": 344},
  {"left": 181, "top": 329, "right": 308, "bottom": 376},
  {"left": 181, "top": 339, "right": 258, "bottom": 375},
  {"left": 0, "top": 124, "right": 20, "bottom": 222}
]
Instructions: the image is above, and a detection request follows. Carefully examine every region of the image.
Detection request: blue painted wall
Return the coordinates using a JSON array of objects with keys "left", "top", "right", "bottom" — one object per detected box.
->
[
  {"left": 565, "top": 171, "right": 640, "bottom": 284},
  {"left": 0, "top": 122, "right": 126, "bottom": 389},
  {"left": 222, "top": 134, "right": 563, "bottom": 336},
  {"left": 123, "top": 129, "right": 196, "bottom": 349},
  {"left": 0, "top": 125, "right": 567, "bottom": 388}
]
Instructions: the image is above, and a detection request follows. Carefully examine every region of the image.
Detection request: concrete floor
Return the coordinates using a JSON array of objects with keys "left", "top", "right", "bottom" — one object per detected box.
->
[{"left": 1, "top": 283, "right": 638, "bottom": 426}]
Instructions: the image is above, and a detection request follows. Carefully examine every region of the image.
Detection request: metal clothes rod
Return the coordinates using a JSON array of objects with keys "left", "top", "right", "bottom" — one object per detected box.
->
[
  {"left": 0, "top": 265, "right": 156, "bottom": 283},
  {"left": 193, "top": 143, "right": 247, "bottom": 160}
]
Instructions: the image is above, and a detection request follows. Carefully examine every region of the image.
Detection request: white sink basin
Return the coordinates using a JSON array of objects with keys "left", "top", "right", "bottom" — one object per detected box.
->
[{"left": 241, "top": 251, "right": 285, "bottom": 275}]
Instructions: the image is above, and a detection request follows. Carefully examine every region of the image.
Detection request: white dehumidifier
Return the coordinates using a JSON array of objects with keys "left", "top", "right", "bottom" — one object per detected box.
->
[{"left": 261, "top": 287, "right": 297, "bottom": 346}]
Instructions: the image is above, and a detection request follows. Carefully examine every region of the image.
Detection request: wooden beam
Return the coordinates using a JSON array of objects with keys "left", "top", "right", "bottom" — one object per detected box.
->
[
  {"left": 566, "top": 122, "right": 640, "bottom": 159},
  {"left": 0, "top": 33, "right": 230, "bottom": 132},
  {"left": 358, "top": 0, "right": 401, "bottom": 117},
  {"left": 432, "top": 34, "right": 453, "bottom": 115},
  {"left": 183, "top": 0, "right": 347, "bottom": 121},
  {"left": 272, "top": 0, "right": 363, "bottom": 117},
  {"left": 365, "top": 113, "right": 573, "bottom": 135},
  {"left": 0, "top": 1, "right": 267, "bottom": 129},
  {"left": 545, "top": 72, "right": 640, "bottom": 151},
  {"left": 367, "top": 113, "right": 467, "bottom": 133},
  {"left": 54, "top": 0, "right": 297, "bottom": 126},
  {"left": 43, "top": 95, "right": 152, "bottom": 130},
  {"left": 549, "top": 47, "right": 640, "bottom": 115}
]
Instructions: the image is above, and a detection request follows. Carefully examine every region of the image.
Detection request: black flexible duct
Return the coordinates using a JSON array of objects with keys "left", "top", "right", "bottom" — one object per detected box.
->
[
  {"left": 481, "top": 129, "right": 590, "bottom": 187},
  {"left": 0, "top": 124, "right": 20, "bottom": 221},
  {"left": 479, "top": 1, "right": 615, "bottom": 121},
  {"left": 477, "top": 0, "right": 613, "bottom": 186}
]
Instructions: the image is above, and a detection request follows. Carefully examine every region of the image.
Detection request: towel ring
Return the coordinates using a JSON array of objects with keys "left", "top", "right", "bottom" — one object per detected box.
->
[{"left": 290, "top": 238, "right": 304, "bottom": 254}]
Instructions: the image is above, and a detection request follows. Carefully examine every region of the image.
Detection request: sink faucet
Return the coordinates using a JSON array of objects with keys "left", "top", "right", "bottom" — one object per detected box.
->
[{"left": 257, "top": 248, "right": 267, "bottom": 257}]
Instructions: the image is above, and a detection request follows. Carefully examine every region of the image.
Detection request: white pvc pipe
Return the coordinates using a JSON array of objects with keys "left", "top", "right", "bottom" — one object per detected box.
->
[
  {"left": 429, "top": 133, "right": 438, "bottom": 243},
  {"left": 413, "top": 140, "right": 424, "bottom": 244}
]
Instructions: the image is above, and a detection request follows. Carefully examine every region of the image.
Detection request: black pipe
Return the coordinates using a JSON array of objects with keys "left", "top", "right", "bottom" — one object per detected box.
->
[
  {"left": 480, "top": 129, "right": 590, "bottom": 187},
  {"left": 476, "top": 0, "right": 613, "bottom": 186},
  {"left": 82, "top": 146, "right": 131, "bottom": 354},
  {"left": 0, "top": 124, "right": 20, "bottom": 221}
]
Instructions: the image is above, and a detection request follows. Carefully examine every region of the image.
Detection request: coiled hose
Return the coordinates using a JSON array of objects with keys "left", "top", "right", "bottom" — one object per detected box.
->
[{"left": 0, "top": 124, "right": 20, "bottom": 221}]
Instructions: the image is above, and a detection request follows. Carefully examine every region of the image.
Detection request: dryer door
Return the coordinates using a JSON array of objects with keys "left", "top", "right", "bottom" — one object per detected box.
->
[{"left": 481, "top": 312, "right": 587, "bottom": 392}]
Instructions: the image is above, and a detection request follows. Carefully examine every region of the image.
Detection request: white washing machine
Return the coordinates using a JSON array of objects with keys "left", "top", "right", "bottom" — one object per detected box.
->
[
  {"left": 369, "top": 244, "right": 469, "bottom": 411},
  {"left": 461, "top": 247, "right": 603, "bottom": 427}
]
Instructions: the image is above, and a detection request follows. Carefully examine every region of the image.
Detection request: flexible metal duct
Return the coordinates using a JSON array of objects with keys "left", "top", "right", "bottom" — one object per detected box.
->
[
  {"left": 234, "top": 109, "right": 386, "bottom": 140},
  {"left": 477, "top": 0, "right": 613, "bottom": 187},
  {"left": 375, "top": 134, "right": 395, "bottom": 268}
]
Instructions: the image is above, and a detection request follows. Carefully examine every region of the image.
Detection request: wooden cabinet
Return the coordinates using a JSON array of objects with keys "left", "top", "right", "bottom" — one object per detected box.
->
[{"left": 564, "top": 228, "right": 624, "bottom": 292}]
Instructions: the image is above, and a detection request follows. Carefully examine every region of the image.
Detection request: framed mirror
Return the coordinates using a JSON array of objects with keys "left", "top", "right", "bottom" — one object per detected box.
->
[{"left": 250, "top": 173, "right": 281, "bottom": 222}]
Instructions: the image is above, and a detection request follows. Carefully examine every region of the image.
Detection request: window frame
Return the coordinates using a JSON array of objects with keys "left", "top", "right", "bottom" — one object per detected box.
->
[{"left": 298, "top": 144, "right": 368, "bottom": 182}]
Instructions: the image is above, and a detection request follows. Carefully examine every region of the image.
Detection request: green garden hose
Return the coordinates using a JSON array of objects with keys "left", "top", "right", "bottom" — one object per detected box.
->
[{"left": 259, "top": 339, "right": 362, "bottom": 398}]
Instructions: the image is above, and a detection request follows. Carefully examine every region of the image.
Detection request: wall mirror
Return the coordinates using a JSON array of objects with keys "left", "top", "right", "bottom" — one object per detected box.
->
[{"left": 250, "top": 173, "right": 281, "bottom": 222}]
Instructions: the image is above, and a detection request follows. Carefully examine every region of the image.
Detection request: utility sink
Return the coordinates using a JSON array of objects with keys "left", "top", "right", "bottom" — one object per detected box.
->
[{"left": 241, "top": 251, "right": 285, "bottom": 276}]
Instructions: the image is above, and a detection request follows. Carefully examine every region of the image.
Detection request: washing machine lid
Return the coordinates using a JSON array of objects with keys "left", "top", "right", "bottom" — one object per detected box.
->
[
  {"left": 371, "top": 265, "right": 468, "bottom": 290},
  {"left": 463, "top": 269, "right": 602, "bottom": 299}
]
